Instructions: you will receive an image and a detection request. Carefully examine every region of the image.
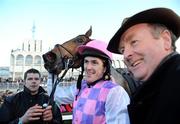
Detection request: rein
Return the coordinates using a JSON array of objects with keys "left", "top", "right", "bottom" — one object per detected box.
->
[
  {"left": 47, "top": 43, "right": 80, "bottom": 105},
  {"left": 48, "top": 64, "right": 70, "bottom": 106}
]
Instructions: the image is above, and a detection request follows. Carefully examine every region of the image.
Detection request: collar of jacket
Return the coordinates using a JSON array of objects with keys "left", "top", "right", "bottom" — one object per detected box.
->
[
  {"left": 23, "top": 86, "right": 47, "bottom": 96},
  {"left": 86, "top": 77, "right": 104, "bottom": 88},
  {"left": 132, "top": 52, "right": 179, "bottom": 101}
]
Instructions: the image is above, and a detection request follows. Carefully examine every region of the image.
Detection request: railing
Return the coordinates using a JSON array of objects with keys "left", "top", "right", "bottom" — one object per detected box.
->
[
  {"left": 0, "top": 82, "right": 75, "bottom": 92},
  {"left": 0, "top": 82, "right": 23, "bottom": 92}
]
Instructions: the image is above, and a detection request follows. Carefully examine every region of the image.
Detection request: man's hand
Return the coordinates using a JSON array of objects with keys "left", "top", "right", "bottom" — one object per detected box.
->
[
  {"left": 42, "top": 105, "right": 53, "bottom": 121},
  {"left": 20, "top": 104, "right": 44, "bottom": 123}
]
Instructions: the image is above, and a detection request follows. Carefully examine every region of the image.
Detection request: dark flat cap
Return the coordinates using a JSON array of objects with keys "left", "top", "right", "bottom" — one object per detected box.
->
[{"left": 107, "top": 8, "right": 180, "bottom": 54}]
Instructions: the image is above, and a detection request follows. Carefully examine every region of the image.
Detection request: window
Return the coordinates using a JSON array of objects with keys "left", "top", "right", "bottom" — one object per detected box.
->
[
  {"left": 25, "top": 55, "right": 33, "bottom": 66},
  {"left": 34, "top": 55, "right": 41, "bottom": 65},
  {"left": 16, "top": 54, "right": 24, "bottom": 66}
]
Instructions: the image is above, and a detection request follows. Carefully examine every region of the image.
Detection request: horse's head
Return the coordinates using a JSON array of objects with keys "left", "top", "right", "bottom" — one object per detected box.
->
[{"left": 43, "top": 27, "right": 92, "bottom": 74}]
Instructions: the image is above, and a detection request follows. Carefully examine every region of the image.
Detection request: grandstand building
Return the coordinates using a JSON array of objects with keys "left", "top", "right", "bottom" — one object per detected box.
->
[
  {"left": 10, "top": 39, "right": 47, "bottom": 81},
  {"left": 9, "top": 39, "right": 125, "bottom": 82}
]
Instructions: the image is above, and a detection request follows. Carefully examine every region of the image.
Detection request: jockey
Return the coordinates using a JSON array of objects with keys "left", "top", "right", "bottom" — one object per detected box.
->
[{"left": 47, "top": 40, "right": 130, "bottom": 124}]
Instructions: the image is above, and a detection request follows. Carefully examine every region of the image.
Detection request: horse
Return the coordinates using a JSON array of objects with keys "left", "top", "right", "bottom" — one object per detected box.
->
[
  {"left": 43, "top": 27, "right": 92, "bottom": 75},
  {"left": 43, "top": 27, "right": 137, "bottom": 97}
]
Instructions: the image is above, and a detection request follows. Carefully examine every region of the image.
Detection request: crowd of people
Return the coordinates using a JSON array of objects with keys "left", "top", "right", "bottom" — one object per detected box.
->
[
  {"left": 0, "top": 7, "right": 179, "bottom": 124},
  {"left": 0, "top": 90, "right": 14, "bottom": 105}
]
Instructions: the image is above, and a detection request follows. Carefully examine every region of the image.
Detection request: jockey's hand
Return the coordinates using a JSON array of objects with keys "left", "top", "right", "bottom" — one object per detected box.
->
[{"left": 20, "top": 104, "right": 43, "bottom": 123}]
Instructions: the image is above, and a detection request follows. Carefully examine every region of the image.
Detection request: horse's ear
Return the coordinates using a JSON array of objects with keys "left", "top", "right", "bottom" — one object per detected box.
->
[{"left": 85, "top": 26, "right": 92, "bottom": 37}]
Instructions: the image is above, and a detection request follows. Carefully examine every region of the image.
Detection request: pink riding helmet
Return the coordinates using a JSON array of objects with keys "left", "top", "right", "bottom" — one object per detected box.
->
[{"left": 77, "top": 40, "right": 113, "bottom": 61}]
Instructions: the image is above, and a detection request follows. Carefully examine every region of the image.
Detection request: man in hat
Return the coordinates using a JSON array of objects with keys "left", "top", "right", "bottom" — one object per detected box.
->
[{"left": 107, "top": 8, "right": 180, "bottom": 124}]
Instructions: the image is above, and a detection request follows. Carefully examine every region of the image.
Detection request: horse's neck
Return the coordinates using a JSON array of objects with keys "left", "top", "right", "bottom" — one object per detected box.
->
[
  {"left": 110, "top": 67, "right": 124, "bottom": 85},
  {"left": 110, "top": 67, "right": 131, "bottom": 95}
]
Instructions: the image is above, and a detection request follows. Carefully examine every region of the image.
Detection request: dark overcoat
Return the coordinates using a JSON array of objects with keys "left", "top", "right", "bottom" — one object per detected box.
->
[
  {"left": 0, "top": 86, "right": 63, "bottom": 124},
  {"left": 128, "top": 53, "right": 180, "bottom": 124}
]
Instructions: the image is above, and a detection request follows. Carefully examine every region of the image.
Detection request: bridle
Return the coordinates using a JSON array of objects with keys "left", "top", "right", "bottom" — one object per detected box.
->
[
  {"left": 55, "top": 44, "right": 74, "bottom": 57},
  {"left": 54, "top": 44, "right": 76, "bottom": 69},
  {"left": 47, "top": 44, "right": 76, "bottom": 106},
  {"left": 54, "top": 34, "right": 91, "bottom": 69}
]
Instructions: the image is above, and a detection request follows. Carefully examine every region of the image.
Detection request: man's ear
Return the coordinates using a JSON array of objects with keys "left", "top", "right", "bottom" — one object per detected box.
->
[{"left": 161, "top": 30, "right": 172, "bottom": 50}]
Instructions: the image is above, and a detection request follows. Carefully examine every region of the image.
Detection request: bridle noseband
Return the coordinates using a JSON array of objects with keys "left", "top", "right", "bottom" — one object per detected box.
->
[
  {"left": 54, "top": 44, "right": 76, "bottom": 69},
  {"left": 54, "top": 35, "right": 91, "bottom": 69}
]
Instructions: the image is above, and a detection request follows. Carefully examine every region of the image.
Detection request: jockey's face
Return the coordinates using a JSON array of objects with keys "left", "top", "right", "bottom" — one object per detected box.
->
[
  {"left": 24, "top": 73, "right": 41, "bottom": 95},
  {"left": 84, "top": 56, "right": 106, "bottom": 84}
]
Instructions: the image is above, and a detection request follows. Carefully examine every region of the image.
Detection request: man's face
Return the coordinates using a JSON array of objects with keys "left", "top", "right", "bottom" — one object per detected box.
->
[
  {"left": 25, "top": 73, "right": 41, "bottom": 95},
  {"left": 119, "top": 23, "right": 172, "bottom": 81},
  {"left": 84, "top": 56, "right": 106, "bottom": 83}
]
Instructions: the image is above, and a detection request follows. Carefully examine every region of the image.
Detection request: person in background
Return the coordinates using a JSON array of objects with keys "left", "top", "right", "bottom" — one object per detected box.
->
[
  {"left": 0, "top": 68, "right": 63, "bottom": 124},
  {"left": 47, "top": 40, "right": 130, "bottom": 124},
  {"left": 107, "top": 7, "right": 180, "bottom": 124}
]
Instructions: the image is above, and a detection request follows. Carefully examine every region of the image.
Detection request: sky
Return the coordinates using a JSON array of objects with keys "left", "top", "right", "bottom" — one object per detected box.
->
[{"left": 0, "top": 0, "right": 179, "bottom": 67}]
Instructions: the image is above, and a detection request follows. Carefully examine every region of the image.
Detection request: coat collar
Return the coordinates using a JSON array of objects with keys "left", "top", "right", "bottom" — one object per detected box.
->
[{"left": 23, "top": 86, "right": 47, "bottom": 96}]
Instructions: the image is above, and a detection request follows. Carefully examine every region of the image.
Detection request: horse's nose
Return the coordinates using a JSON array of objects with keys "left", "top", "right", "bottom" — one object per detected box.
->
[{"left": 42, "top": 52, "right": 56, "bottom": 63}]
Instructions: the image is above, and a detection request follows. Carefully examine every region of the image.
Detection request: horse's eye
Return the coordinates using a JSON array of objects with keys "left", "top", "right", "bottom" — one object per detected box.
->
[{"left": 76, "top": 38, "right": 84, "bottom": 43}]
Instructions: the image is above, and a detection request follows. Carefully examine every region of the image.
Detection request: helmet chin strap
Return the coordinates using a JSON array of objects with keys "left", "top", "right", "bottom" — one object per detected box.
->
[
  {"left": 87, "top": 77, "right": 104, "bottom": 87},
  {"left": 76, "top": 66, "right": 84, "bottom": 100}
]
